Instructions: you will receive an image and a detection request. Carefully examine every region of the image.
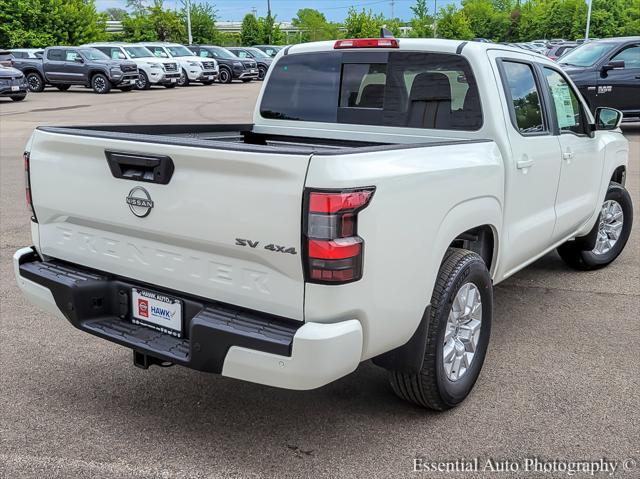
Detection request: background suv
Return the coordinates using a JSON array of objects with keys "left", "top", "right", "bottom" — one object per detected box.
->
[
  {"left": 137, "top": 42, "right": 218, "bottom": 86},
  {"left": 226, "top": 47, "right": 272, "bottom": 80},
  {"left": 84, "top": 43, "right": 180, "bottom": 89},
  {"left": 188, "top": 45, "right": 258, "bottom": 83}
]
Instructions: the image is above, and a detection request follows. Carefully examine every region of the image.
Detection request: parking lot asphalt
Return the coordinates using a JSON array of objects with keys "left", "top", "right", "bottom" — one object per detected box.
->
[{"left": 1, "top": 86, "right": 638, "bottom": 479}]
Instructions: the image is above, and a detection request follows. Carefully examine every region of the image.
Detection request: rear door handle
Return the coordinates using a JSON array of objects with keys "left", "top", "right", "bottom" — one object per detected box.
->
[
  {"left": 563, "top": 151, "right": 574, "bottom": 161},
  {"left": 516, "top": 158, "right": 534, "bottom": 169}
]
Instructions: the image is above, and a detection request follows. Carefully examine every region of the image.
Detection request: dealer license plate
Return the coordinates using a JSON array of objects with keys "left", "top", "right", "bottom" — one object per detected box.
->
[
  {"left": 207, "top": 75, "right": 214, "bottom": 80},
  {"left": 170, "top": 78, "right": 177, "bottom": 83},
  {"left": 11, "top": 86, "right": 20, "bottom": 91},
  {"left": 131, "top": 288, "right": 182, "bottom": 337}
]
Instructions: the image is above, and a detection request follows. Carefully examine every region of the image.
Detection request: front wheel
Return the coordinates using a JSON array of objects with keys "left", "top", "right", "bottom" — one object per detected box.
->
[
  {"left": 91, "top": 73, "right": 111, "bottom": 94},
  {"left": 177, "top": 69, "right": 189, "bottom": 87},
  {"left": 218, "top": 68, "right": 232, "bottom": 84},
  {"left": 136, "top": 71, "right": 150, "bottom": 90},
  {"left": 388, "top": 248, "right": 492, "bottom": 410},
  {"left": 557, "top": 182, "right": 633, "bottom": 270},
  {"left": 26, "top": 72, "right": 45, "bottom": 92},
  {"left": 257, "top": 65, "right": 267, "bottom": 80}
]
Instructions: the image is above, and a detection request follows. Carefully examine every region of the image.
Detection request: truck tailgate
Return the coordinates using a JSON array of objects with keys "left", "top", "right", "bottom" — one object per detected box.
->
[{"left": 29, "top": 129, "right": 310, "bottom": 320}]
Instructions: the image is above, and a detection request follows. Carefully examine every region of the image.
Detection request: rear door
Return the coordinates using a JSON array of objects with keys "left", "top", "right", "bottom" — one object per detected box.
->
[
  {"left": 489, "top": 52, "right": 563, "bottom": 274},
  {"left": 29, "top": 132, "right": 311, "bottom": 320},
  {"left": 43, "top": 48, "right": 66, "bottom": 81}
]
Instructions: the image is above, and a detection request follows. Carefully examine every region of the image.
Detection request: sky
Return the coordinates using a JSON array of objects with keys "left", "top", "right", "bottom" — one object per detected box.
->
[{"left": 96, "top": 0, "right": 459, "bottom": 22}]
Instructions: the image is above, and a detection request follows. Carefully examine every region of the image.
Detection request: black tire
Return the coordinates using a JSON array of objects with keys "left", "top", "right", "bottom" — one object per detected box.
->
[
  {"left": 389, "top": 248, "right": 493, "bottom": 410},
  {"left": 91, "top": 73, "right": 111, "bottom": 94},
  {"left": 557, "top": 182, "right": 633, "bottom": 270},
  {"left": 177, "top": 69, "right": 189, "bottom": 87},
  {"left": 257, "top": 65, "right": 267, "bottom": 80},
  {"left": 26, "top": 72, "right": 45, "bottom": 92},
  {"left": 218, "top": 67, "right": 232, "bottom": 84},
  {"left": 55, "top": 84, "right": 71, "bottom": 91},
  {"left": 136, "top": 71, "right": 150, "bottom": 90},
  {"left": 164, "top": 83, "right": 177, "bottom": 88},
  {"left": 11, "top": 95, "right": 26, "bottom": 102}
]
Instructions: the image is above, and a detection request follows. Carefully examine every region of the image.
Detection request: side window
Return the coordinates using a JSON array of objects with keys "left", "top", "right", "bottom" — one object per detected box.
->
[
  {"left": 543, "top": 68, "right": 587, "bottom": 135},
  {"left": 339, "top": 63, "right": 387, "bottom": 108},
  {"left": 236, "top": 50, "right": 247, "bottom": 58},
  {"left": 47, "top": 49, "right": 64, "bottom": 61},
  {"left": 111, "top": 48, "right": 125, "bottom": 60},
  {"left": 199, "top": 50, "right": 209, "bottom": 58},
  {"left": 501, "top": 61, "right": 545, "bottom": 134},
  {"left": 12, "top": 51, "right": 25, "bottom": 59},
  {"left": 65, "top": 50, "right": 80, "bottom": 62},
  {"left": 611, "top": 45, "right": 640, "bottom": 69},
  {"left": 95, "top": 47, "right": 110, "bottom": 57}
]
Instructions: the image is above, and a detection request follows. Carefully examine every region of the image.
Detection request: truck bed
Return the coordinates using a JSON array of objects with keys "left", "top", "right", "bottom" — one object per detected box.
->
[{"left": 38, "top": 124, "right": 488, "bottom": 156}]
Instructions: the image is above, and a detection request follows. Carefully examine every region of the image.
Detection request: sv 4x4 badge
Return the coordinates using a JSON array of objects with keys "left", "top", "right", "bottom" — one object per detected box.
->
[{"left": 235, "top": 238, "right": 297, "bottom": 255}]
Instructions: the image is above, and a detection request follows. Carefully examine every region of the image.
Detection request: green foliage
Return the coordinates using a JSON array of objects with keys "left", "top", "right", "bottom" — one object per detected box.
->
[
  {"left": 240, "top": 13, "right": 261, "bottom": 46},
  {"left": 259, "top": 13, "right": 285, "bottom": 44},
  {"left": 344, "top": 7, "right": 386, "bottom": 38},
  {"left": 436, "top": 5, "right": 474, "bottom": 40},
  {"left": 409, "top": 0, "right": 433, "bottom": 38},
  {"left": 183, "top": 2, "right": 219, "bottom": 44},
  {"left": 291, "top": 8, "right": 339, "bottom": 42},
  {"left": 122, "top": 0, "right": 184, "bottom": 42},
  {"left": 104, "top": 8, "right": 128, "bottom": 21},
  {"left": 0, "top": 0, "right": 107, "bottom": 48}
]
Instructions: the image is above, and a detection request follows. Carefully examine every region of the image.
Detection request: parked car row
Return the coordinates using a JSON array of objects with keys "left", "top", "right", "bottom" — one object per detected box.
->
[{"left": 4, "top": 42, "right": 284, "bottom": 95}]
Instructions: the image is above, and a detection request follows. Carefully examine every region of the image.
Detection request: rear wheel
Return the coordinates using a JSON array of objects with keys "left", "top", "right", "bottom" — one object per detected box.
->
[
  {"left": 557, "top": 182, "right": 633, "bottom": 270},
  {"left": 136, "top": 71, "right": 150, "bottom": 90},
  {"left": 55, "top": 84, "right": 71, "bottom": 91},
  {"left": 218, "top": 67, "right": 232, "bottom": 84},
  {"left": 26, "top": 72, "right": 45, "bottom": 92},
  {"left": 257, "top": 65, "right": 267, "bottom": 80},
  {"left": 91, "top": 73, "right": 111, "bottom": 94},
  {"left": 388, "top": 248, "right": 492, "bottom": 410}
]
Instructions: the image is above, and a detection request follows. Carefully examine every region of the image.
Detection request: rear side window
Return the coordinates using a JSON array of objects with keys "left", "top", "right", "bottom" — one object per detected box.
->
[
  {"left": 12, "top": 51, "right": 25, "bottom": 58},
  {"left": 501, "top": 61, "right": 545, "bottom": 134},
  {"left": 260, "top": 51, "right": 482, "bottom": 130},
  {"left": 47, "top": 49, "right": 64, "bottom": 61}
]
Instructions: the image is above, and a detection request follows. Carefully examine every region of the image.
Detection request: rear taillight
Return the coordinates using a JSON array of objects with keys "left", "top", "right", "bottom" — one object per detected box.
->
[
  {"left": 24, "top": 151, "right": 37, "bottom": 221},
  {"left": 334, "top": 38, "right": 399, "bottom": 49},
  {"left": 303, "top": 188, "right": 375, "bottom": 284}
]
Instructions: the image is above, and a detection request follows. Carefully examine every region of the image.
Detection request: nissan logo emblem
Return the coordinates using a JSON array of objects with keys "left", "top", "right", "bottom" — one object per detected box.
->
[{"left": 126, "top": 186, "right": 154, "bottom": 218}]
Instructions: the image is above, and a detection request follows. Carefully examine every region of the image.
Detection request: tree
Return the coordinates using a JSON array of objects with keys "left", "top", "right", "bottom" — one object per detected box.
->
[
  {"left": 461, "top": 0, "right": 510, "bottom": 41},
  {"left": 104, "top": 7, "right": 128, "bottom": 21},
  {"left": 240, "top": 13, "right": 261, "bottom": 46},
  {"left": 182, "top": 2, "right": 219, "bottom": 44},
  {"left": 291, "top": 8, "right": 337, "bottom": 42},
  {"left": 0, "top": 0, "right": 107, "bottom": 48},
  {"left": 436, "top": 5, "right": 474, "bottom": 40},
  {"left": 259, "top": 13, "right": 284, "bottom": 44},
  {"left": 344, "top": 7, "right": 386, "bottom": 38},
  {"left": 122, "top": 0, "right": 184, "bottom": 42},
  {"left": 409, "top": 0, "right": 433, "bottom": 38}
]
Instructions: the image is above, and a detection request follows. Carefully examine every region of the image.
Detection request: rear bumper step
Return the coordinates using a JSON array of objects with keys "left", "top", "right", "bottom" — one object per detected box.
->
[{"left": 14, "top": 247, "right": 363, "bottom": 389}]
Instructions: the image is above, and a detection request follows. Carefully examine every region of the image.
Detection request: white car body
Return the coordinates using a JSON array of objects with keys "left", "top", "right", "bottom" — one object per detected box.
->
[
  {"left": 14, "top": 39, "right": 629, "bottom": 392},
  {"left": 83, "top": 43, "right": 181, "bottom": 86},
  {"left": 136, "top": 42, "right": 218, "bottom": 83}
]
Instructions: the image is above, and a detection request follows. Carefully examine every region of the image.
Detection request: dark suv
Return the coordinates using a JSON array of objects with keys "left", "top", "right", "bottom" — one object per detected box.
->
[
  {"left": 559, "top": 37, "right": 640, "bottom": 120},
  {"left": 188, "top": 45, "right": 259, "bottom": 83},
  {"left": 226, "top": 47, "right": 272, "bottom": 80}
]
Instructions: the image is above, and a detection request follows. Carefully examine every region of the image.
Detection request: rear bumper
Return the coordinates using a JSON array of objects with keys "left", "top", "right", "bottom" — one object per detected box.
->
[{"left": 13, "top": 247, "right": 362, "bottom": 390}]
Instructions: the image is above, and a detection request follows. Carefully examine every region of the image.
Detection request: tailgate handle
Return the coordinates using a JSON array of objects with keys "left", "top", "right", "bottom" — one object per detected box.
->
[{"left": 105, "top": 151, "right": 174, "bottom": 185}]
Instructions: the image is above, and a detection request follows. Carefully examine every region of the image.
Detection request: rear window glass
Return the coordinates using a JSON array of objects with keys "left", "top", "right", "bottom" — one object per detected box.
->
[{"left": 260, "top": 51, "right": 483, "bottom": 130}]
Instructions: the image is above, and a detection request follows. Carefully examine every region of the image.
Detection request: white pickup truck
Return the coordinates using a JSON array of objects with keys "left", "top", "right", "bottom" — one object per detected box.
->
[{"left": 14, "top": 38, "right": 632, "bottom": 410}]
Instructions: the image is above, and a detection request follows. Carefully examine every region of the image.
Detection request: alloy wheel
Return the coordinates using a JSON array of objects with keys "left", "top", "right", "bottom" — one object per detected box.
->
[
  {"left": 593, "top": 200, "right": 624, "bottom": 255},
  {"left": 443, "top": 283, "right": 482, "bottom": 381}
]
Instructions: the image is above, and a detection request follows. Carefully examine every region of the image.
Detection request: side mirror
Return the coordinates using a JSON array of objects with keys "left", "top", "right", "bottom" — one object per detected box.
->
[
  {"left": 595, "top": 107, "right": 623, "bottom": 130},
  {"left": 602, "top": 60, "right": 624, "bottom": 72},
  {"left": 74, "top": 56, "right": 84, "bottom": 64}
]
